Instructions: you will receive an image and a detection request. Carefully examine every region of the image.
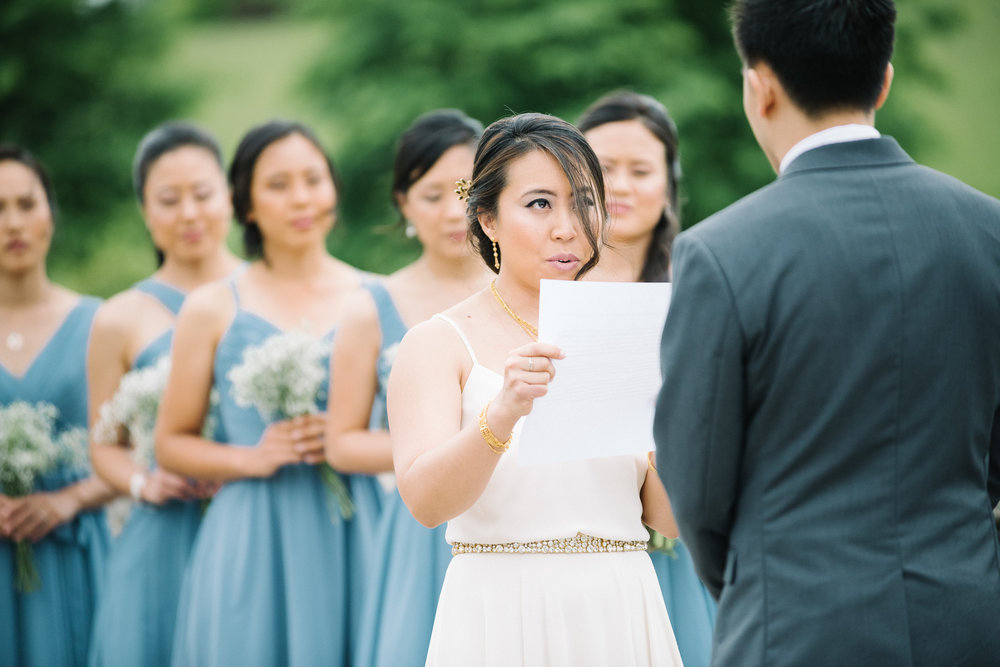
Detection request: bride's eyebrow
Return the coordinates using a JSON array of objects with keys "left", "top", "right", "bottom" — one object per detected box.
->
[{"left": 520, "top": 188, "right": 557, "bottom": 197}]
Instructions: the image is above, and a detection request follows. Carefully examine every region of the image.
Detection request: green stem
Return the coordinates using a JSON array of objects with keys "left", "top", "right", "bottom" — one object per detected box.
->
[
  {"left": 317, "top": 463, "right": 355, "bottom": 521},
  {"left": 15, "top": 540, "right": 40, "bottom": 593},
  {"left": 648, "top": 528, "right": 678, "bottom": 559}
]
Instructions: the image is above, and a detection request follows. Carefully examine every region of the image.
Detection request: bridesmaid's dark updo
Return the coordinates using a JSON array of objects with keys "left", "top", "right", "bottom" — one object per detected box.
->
[
  {"left": 133, "top": 121, "right": 225, "bottom": 267},
  {"left": 465, "top": 113, "right": 606, "bottom": 279},
  {"left": 229, "top": 120, "right": 341, "bottom": 259},
  {"left": 392, "top": 109, "right": 483, "bottom": 227},
  {"left": 0, "top": 143, "right": 57, "bottom": 219}
]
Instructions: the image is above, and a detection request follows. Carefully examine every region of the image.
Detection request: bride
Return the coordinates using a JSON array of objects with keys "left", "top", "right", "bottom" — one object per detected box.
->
[{"left": 387, "top": 112, "right": 683, "bottom": 666}]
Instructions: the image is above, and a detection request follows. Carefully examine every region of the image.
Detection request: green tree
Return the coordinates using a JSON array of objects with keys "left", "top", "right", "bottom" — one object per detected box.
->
[
  {"left": 304, "top": 0, "right": 959, "bottom": 273},
  {"left": 1, "top": 0, "right": 188, "bottom": 294}
]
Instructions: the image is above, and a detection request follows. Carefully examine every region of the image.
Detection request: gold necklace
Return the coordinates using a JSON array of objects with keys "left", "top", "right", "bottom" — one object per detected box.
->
[{"left": 490, "top": 280, "right": 538, "bottom": 340}]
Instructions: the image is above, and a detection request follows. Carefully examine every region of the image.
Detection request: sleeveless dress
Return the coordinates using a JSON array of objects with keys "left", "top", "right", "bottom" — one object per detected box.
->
[
  {"left": 0, "top": 297, "right": 110, "bottom": 667},
  {"left": 424, "top": 315, "right": 682, "bottom": 667},
  {"left": 169, "top": 282, "right": 350, "bottom": 667},
  {"left": 650, "top": 542, "right": 717, "bottom": 666},
  {"left": 344, "top": 283, "right": 389, "bottom": 659},
  {"left": 354, "top": 283, "right": 453, "bottom": 667},
  {"left": 88, "top": 279, "right": 207, "bottom": 667}
]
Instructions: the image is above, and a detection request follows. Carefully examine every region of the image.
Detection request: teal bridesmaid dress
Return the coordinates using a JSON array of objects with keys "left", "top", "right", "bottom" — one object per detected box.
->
[
  {"left": 0, "top": 297, "right": 110, "bottom": 667},
  {"left": 354, "top": 282, "right": 452, "bottom": 667},
  {"left": 88, "top": 279, "right": 206, "bottom": 667},
  {"left": 169, "top": 281, "right": 350, "bottom": 667},
  {"left": 650, "top": 542, "right": 717, "bottom": 667},
  {"left": 344, "top": 281, "right": 389, "bottom": 659}
]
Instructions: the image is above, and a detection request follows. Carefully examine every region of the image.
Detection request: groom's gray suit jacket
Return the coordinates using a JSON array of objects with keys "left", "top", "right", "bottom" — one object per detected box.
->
[{"left": 654, "top": 137, "right": 1000, "bottom": 666}]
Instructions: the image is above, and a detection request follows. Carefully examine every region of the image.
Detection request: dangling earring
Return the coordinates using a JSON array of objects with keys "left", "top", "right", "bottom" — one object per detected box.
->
[
  {"left": 492, "top": 239, "right": 500, "bottom": 270},
  {"left": 404, "top": 220, "right": 417, "bottom": 238}
]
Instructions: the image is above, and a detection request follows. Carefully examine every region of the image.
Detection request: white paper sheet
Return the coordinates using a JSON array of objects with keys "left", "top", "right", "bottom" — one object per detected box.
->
[{"left": 518, "top": 280, "right": 671, "bottom": 465}]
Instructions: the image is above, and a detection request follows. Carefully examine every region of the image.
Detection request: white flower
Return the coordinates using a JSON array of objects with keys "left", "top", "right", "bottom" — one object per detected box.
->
[
  {"left": 0, "top": 401, "right": 62, "bottom": 497},
  {"left": 57, "top": 427, "right": 92, "bottom": 475},
  {"left": 227, "top": 330, "right": 328, "bottom": 420},
  {"left": 93, "top": 355, "right": 171, "bottom": 469},
  {"left": 93, "top": 355, "right": 218, "bottom": 470},
  {"left": 379, "top": 342, "right": 400, "bottom": 371}
]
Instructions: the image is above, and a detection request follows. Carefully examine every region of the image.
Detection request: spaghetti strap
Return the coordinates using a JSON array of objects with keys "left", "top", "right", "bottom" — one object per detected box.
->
[
  {"left": 433, "top": 313, "right": 479, "bottom": 367},
  {"left": 363, "top": 281, "right": 406, "bottom": 337},
  {"left": 227, "top": 278, "right": 241, "bottom": 308}
]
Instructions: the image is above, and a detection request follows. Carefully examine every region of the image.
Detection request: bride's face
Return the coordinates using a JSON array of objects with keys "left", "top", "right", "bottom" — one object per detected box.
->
[
  {"left": 480, "top": 149, "right": 596, "bottom": 283},
  {"left": 0, "top": 160, "right": 54, "bottom": 276}
]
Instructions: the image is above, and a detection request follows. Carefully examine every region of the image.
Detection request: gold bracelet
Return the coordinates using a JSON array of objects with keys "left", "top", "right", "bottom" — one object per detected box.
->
[
  {"left": 478, "top": 401, "right": 511, "bottom": 454},
  {"left": 647, "top": 451, "right": 657, "bottom": 472}
]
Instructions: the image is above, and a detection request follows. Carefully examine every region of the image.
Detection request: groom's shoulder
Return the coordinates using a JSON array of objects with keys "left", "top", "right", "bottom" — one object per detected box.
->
[{"left": 680, "top": 179, "right": 790, "bottom": 250}]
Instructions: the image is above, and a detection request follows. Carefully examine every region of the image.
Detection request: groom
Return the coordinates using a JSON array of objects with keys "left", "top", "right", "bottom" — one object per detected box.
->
[{"left": 653, "top": 0, "right": 1000, "bottom": 665}]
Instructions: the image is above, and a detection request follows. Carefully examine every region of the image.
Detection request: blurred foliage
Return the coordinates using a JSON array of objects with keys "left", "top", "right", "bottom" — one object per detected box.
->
[
  {"left": 0, "top": 0, "right": 188, "bottom": 287},
  {"left": 303, "top": 0, "right": 962, "bottom": 274},
  {"left": 171, "top": 0, "right": 323, "bottom": 21},
  {"left": 0, "top": 0, "right": 976, "bottom": 295}
]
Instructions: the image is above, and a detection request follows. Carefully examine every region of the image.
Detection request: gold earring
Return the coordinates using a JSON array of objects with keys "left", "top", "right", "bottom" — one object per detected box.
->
[{"left": 492, "top": 239, "right": 500, "bottom": 270}]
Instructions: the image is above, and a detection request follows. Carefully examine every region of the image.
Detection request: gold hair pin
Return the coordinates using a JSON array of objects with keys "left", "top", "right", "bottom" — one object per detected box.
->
[{"left": 455, "top": 178, "right": 472, "bottom": 201}]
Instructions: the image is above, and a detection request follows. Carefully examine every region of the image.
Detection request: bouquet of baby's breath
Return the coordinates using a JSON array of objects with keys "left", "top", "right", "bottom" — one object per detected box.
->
[
  {"left": 0, "top": 401, "right": 63, "bottom": 592},
  {"left": 56, "top": 426, "right": 92, "bottom": 475},
  {"left": 228, "top": 330, "right": 354, "bottom": 520},
  {"left": 93, "top": 355, "right": 170, "bottom": 470},
  {"left": 94, "top": 356, "right": 217, "bottom": 471}
]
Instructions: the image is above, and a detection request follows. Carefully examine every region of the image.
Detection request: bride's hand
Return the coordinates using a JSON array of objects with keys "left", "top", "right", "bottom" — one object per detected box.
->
[{"left": 495, "top": 341, "right": 564, "bottom": 421}]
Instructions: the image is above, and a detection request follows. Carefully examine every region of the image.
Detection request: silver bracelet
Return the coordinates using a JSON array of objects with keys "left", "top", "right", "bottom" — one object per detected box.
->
[{"left": 129, "top": 471, "right": 147, "bottom": 501}]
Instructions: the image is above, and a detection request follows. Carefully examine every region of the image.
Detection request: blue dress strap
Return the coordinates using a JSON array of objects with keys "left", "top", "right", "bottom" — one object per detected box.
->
[
  {"left": 362, "top": 281, "right": 406, "bottom": 341},
  {"left": 432, "top": 313, "right": 479, "bottom": 366},
  {"left": 134, "top": 279, "right": 184, "bottom": 315},
  {"left": 227, "top": 277, "right": 242, "bottom": 309}
]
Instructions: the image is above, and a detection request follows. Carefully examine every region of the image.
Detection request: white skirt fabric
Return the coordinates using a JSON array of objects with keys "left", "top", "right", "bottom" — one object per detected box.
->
[{"left": 425, "top": 551, "right": 683, "bottom": 667}]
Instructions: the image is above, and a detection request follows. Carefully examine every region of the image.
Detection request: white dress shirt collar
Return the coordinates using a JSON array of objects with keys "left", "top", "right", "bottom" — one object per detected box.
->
[{"left": 779, "top": 124, "right": 881, "bottom": 174}]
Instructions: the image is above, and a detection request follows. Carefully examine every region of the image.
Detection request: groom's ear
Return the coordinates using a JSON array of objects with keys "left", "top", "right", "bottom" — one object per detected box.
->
[
  {"left": 746, "top": 63, "right": 779, "bottom": 120},
  {"left": 873, "top": 62, "right": 894, "bottom": 111}
]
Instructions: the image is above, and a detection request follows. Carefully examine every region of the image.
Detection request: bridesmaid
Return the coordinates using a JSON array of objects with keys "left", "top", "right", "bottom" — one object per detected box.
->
[
  {"left": 579, "top": 90, "right": 717, "bottom": 666},
  {"left": 324, "top": 109, "right": 489, "bottom": 666},
  {"left": 87, "top": 122, "right": 242, "bottom": 667},
  {"left": 155, "top": 120, "right": 361, "bottom": 666},
  {"left": 0, "top": 144, "right": 116, "bottom": 666}
]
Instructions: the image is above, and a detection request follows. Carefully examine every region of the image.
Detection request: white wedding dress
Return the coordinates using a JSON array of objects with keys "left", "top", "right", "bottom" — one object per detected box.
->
[{"left": 425, "top": 315, "right": 683, "bottom": 667}]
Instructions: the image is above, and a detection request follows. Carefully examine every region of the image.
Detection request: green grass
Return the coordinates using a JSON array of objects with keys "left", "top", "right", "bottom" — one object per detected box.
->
[{"left": 162, "top": 18, "right": 336, "bottom": 158}]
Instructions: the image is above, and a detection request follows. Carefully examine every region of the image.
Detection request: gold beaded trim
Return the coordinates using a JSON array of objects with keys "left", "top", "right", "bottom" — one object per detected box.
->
[
  {"left": 451, "top": 532, "right": 648, "bottom": 556},
  {"left": 478, "top": 401, "right": 511, "bottom": 454}
]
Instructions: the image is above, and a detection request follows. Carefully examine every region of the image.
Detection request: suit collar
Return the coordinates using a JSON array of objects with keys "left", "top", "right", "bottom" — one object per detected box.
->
[{"left": 780, "top": 136, "right": 913, "bottom": 177}]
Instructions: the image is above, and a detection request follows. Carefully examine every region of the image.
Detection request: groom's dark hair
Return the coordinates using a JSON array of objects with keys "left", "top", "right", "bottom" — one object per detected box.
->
[{"left": 730, "top": 0, "right": 896, "bottom": 117}]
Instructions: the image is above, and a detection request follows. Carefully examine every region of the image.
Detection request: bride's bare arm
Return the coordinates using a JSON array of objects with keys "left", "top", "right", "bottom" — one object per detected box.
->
[
  {"left": 641, "top": 464, "right": 679, "bottom": 538},
  {"left": 389, "top": 318, "right": 562, "bottom": 527}
]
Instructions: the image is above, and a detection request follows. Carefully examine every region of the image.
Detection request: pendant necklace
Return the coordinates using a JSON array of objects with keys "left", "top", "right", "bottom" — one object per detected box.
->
[{"left": 5, "top": 331, "right": 24, "bottom": 352}]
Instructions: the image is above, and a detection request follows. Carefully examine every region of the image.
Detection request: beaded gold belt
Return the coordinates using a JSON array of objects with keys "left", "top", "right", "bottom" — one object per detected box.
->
[{"left": 450, "top": 531, "right": 648, "bottom": 556}]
